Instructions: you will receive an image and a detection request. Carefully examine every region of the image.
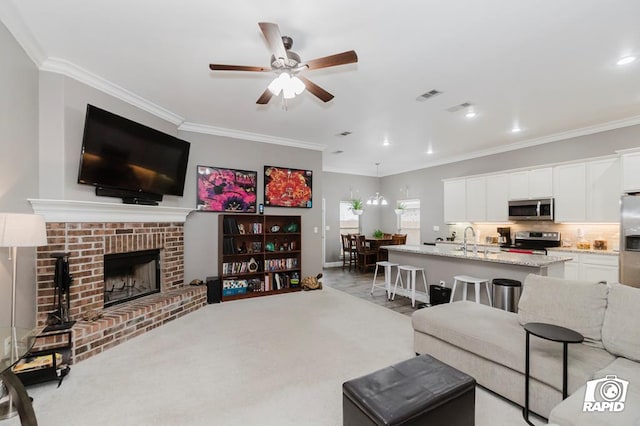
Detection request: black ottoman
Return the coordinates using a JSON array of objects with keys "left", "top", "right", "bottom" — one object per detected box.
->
[{"left": 342, "top": 354, "right": 475, "bottom": 426}]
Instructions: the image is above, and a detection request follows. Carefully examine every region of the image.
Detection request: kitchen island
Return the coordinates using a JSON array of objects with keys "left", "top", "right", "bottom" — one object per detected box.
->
[{"left": 385, "top": 244, "right": 573, "bottom": 304}]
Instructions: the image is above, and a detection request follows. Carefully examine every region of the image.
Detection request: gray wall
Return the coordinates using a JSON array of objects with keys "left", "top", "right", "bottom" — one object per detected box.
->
[
  {"left": 322, "top": 172, "right": 380, "bottom": 263},
  {"left": 0, "top": 21, "right": 40, "bottom": 328},
  {"left": 180, "top": 131, "right": 323, "bottom": 282}
]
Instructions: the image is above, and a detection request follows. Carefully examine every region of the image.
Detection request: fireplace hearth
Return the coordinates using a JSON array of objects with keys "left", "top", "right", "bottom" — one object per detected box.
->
[{"left": 104, "top": 249, "right": 160, "bottom": 308}]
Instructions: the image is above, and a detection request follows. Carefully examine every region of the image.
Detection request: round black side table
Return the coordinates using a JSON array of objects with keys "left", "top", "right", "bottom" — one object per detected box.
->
[{"left": 522, "top": 322, "right": 584, "bottom": 425}]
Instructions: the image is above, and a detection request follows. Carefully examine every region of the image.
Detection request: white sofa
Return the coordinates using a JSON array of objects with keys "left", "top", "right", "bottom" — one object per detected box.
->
[{"left": 411, "top": 274, "right": 640, "bottom": 425}]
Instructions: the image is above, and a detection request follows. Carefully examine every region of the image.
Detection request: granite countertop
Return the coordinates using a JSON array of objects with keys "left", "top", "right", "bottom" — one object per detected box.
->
[
  {"left": 545, "top": 247, "right": 619, "bottom": 256},
  {"left": 384, "top": 244, "right": 573, "bottom": 267}
]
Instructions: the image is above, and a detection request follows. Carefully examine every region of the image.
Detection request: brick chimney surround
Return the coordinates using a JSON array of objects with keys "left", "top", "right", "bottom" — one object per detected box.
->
[{"left": 29, "top": 199, "right": 207, "bottom": 363}]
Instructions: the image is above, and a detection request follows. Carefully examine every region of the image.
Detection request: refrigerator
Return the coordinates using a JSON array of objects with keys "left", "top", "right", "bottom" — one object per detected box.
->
[{"left": 620, "top": 195, "right": 640, "bottom": 287}]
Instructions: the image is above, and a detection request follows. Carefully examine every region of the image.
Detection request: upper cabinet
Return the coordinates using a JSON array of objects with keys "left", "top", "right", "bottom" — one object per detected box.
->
[
  {"left": 621, "top": 150, "right": 640, "bottom": 193},
  {"left": 485, "top": 173, "right": 509, "bottom": 222},
  {"left": 508, "top": 167, "right": 552, "bottom": 200},
  {"left": 465, "top": 176, "right": 486, "bottom": 222},
  {"left": 553, "top": 157, "right": 620, "bottom": 223},
  {"left": 443, "top": 179, "right": 466, "bottom": 223}
]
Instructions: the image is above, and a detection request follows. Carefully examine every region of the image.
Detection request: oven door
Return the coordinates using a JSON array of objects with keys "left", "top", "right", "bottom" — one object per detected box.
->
[{"left": 508, "top": 198, "right": 554, "bottom": 221}]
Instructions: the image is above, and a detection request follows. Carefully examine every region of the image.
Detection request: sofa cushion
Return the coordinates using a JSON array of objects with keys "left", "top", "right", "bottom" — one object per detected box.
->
[
  {"left": 517, "top": 274, "right": 608, "bottom": 348},
  {"left": 549, "top": 357, "right": 640, "bottom": 426},
  {"left": 412, "top": 301, "right": 615, "bottom": 394},
  {"left": 602, "top": 283, "right": 640, "bottom": 362}
]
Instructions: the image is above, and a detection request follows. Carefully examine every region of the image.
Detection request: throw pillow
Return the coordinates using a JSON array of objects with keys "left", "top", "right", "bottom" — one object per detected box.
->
[
  {"left": 602, "top": 283, "right": 640, "bottom": 361},
  {"left": 518, "top": 274, "right": 608, "bottom": 348}
]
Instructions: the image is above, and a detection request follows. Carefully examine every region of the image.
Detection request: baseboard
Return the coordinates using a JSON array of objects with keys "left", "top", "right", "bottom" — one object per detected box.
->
[{"left": 323, "top": 261, "right": 342, "bottom": 268}]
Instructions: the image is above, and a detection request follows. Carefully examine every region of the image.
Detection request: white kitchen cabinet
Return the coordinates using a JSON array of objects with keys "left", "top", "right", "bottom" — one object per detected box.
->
[
  {"left": 529, "top": 167, "right": 553, "bottom": 198},
  {"left": 443, "top": 179, "right": 466, "bottom": 223},
  {"left": 621, "top": 151, "right": 640, "bottom": 193},
  {"left": 465, "top": 176, "right": 486, "bottom": 222},
  {"left": 547, "top": 250, "right": 618, "bottom": 283},
  {"left": 553, "top": 163, "right": 587, "bottom": 222},
  {"left": 587, "top": 157, "right": 621, "bottom": 222},
  {"left": 508, "top": 167, "right": 552, "bottom": 200},
  {"left": 485, "top": 173, "right": 509, "bottom": 222}
]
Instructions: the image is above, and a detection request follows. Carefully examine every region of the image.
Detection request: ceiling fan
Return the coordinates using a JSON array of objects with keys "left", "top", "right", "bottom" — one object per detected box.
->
[{"left": 209, "top": 22, "right": 358, "bottom": 105}]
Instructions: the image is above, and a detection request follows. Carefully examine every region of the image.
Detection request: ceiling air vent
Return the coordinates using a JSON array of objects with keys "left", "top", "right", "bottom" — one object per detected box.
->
[
  {"left": 416, "top": 89, "right": 442, "bottom": 102},
  {"left": 332, "top": 150, "right": 344, "bottom": 154},
  {"left": 336, "top": 131, "right": 352, "bottom": 137},
  {"left": 446, "top": 102, "right": 472, "bottom": 113}
]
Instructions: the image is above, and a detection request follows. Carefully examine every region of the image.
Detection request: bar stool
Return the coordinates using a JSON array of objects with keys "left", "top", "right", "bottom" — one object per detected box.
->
[
  {"left": 371, "top": 261, "right": 399, "bottom": 298},
  {"left": 392, "top": 265, "right": 428, "bottom": 307},
  {"left": 450, "top": 275, "right": 492, "bottom": 306}
]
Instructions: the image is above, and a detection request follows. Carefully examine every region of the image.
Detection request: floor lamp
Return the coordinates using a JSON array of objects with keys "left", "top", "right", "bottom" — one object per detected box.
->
[{"left": 0, "top": 213, "right": 47, "bottom": 420}]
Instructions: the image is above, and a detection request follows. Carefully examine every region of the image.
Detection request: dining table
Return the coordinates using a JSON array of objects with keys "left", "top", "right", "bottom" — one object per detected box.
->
[{"left": 365, "top": 238, "right": 393, "bottom": 261}]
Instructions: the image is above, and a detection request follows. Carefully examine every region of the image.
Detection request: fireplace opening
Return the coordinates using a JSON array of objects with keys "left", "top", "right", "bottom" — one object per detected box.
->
[{"left": 104, "top": 249, "right": 160, "bottom": 308}]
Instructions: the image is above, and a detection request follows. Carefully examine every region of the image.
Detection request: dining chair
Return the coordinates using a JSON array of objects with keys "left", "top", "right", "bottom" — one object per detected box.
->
[
  {"left": 341, "top": 234, "right": 357, "bottom": 271},
  {"left": 355, "top": 235, "right": 377, "bottom": 272}
]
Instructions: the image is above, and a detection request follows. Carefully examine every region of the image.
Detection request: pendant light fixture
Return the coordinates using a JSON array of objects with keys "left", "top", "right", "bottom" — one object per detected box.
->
[{"left": 366, "top": 163, "right": 388, "bottom": 206}]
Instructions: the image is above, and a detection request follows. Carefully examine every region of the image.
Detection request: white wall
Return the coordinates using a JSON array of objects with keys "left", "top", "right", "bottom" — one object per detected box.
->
[{"left": 0, "top": 21, "right": 40, "bottom": 328}]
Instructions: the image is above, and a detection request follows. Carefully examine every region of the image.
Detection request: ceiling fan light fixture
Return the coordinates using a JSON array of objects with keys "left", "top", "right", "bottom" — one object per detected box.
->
[{"left": 268, "top": 73, "right": 305, "bottom": 98}]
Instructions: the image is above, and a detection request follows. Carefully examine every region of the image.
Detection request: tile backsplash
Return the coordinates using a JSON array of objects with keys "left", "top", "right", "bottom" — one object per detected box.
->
[{"left": 447, "top": 222, "right": 620, "bottom": 250}]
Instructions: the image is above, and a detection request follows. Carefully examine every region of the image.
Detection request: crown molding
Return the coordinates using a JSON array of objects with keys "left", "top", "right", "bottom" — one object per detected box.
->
[
  {"left": 40, "top": 57, "right": 185, "bottom": 126},
  {"left": 179, "top": 122, "right": 326, "bottom": 151},
  {"left": 29, "top": 199, "right": 193, "bottom": 223},
  {"left": 0, "top": 1, "right": 46, "bottom": 66},
  {"left": 379, "top": 114, "right": 640, "bottom": 177}
]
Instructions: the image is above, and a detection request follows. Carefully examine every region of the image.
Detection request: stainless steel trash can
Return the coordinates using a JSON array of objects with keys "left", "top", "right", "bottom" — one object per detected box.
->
[{"left": 492, "top": 278, "right": 522, "bottom": 313}]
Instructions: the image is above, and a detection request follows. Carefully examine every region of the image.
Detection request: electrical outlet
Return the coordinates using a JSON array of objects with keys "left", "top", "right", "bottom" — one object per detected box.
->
[
  {"left": 433, "top": 225, "right": 440, "bottom": 231},
  {"left": 3, "top": 336, "right": 11, "bottom": 356}
]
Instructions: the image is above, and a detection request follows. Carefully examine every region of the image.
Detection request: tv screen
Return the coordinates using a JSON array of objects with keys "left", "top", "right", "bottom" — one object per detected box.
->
[{"left": 77, "top": 104, "right": 190, "bottom": 198}]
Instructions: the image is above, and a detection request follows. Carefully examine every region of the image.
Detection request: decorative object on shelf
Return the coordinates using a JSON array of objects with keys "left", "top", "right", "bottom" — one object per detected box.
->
[
  {"left": 196, "top": 165, "right": 257, "bottom": 212},
  {"left": 270, "top": 225, "right": 281, "bottom": 233},
  {"left": 247, "top": 257, "right": 259, "bottom": 272},
  {"left": 350, "top": 198, "right": 364, "bottom": 215},
  {"left": 394, "top": 201, "right": 406, "bottom": 216},
  {"left": 285, "top": 222, "right": 298, "bottom": 233},
  {"left": 366, "top": 163, "right": 388, "bottom": 206},
  {"left": 265, "top": 241, "right": 276, "bottom": 252},
  {"left": 264, "top": 166, "right": 312, "bottom": 208}
]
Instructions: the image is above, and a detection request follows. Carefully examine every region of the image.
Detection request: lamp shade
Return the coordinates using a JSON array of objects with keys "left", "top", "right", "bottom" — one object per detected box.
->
[{"left": 0, "top": 213, "right": 48, "bottom": 247}]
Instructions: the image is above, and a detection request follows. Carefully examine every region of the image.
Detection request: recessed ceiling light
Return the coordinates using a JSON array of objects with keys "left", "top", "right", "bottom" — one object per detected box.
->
[
  {"left": 383, "top": 140, "right": 390, "bottom": 146},
  {"left": 617, "top": 56, "right": 637, "bottom": 66},
  {"left": 465, "top": 111, "right": 477, "bottom": 119},
  {"left": 511, "top": 126, "right": 521, "bottom": 133},
  {"left": 426, "top": 148, "right": 433, "bottom": 155}
]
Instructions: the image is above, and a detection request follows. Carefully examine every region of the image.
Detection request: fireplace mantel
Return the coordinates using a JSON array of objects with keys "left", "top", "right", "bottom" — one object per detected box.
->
[{"left": 29, "top": 199, "right": 193, "bottom": 223}]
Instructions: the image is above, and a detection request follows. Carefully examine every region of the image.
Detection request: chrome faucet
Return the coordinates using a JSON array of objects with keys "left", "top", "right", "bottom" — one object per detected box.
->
[{"left": 463, "top": 226, "right": 477, "bottom": 255}]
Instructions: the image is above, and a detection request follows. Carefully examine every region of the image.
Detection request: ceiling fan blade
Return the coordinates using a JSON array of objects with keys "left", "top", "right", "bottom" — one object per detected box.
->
[
  {"left": 256, "top": 88, "right": 274, "bottom": 105},
  {"left": 298, "top": 76, "right": 334, "bottom": 102},
  {"left": 258, "top": 22, "right": 288, "bottom": 62},
  {"left": 209, "top": 64, "right": 270, "bottom": 72},
  {"left": 303, "top": 50, "right": 358, "bottom": 71}
]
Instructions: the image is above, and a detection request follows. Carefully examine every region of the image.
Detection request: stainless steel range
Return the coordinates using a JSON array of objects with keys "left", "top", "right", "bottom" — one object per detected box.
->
[{"left": 500, "top": 231, "right": 561, "bottom": 255}]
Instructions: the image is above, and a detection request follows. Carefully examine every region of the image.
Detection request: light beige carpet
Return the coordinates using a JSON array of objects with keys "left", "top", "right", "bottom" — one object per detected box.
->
[{"left": 6, "top": 287, "right": 544, "bottom": 425}]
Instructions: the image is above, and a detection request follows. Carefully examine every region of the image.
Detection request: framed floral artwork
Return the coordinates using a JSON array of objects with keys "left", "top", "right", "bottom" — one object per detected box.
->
[
  {"left": 196, "top": 166, "right": 257, "bottom": 212},
  {"left": 264, "top": 165, "right": 312, "bottom": 208}
]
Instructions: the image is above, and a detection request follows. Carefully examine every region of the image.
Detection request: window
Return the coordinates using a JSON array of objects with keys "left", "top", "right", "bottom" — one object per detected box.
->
[
  {"left": 398, "top": 199, "right": 420, "bottom": 245},
  {"left": 339, "top": 201, "right": 359, "bottom": 253}
]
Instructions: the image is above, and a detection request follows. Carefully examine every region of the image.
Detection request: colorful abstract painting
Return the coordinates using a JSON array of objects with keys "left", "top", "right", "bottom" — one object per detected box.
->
[
  {"left": 264, "top": 166, "right": 312, "bottom": 208},
  {"left": 196, "top": 166, "right": 257, "bottom": 212}
]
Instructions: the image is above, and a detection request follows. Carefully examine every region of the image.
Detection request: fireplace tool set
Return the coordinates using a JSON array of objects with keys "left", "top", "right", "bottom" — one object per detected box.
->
[{"left": 45, "top": 252, "right": 76, "bottom": 331}]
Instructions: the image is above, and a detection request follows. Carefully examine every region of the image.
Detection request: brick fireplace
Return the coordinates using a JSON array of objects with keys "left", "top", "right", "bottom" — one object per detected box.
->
[{"left": 30, "top": 200, "right": 206, "bottom": 362}]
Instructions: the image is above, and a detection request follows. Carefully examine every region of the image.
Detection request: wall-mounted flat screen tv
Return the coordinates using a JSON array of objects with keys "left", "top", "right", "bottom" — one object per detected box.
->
[
  {"left": 77, "top": 104, "right": 190, "bottom": 203},
  {"left": 264, "top": 165, "right": 312, "bottom": 208}
]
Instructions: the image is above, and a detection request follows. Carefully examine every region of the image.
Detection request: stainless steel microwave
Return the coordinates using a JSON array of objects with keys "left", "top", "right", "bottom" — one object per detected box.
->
[{"left": 508, "top": 198, "right": 554, "bottom": 221}]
